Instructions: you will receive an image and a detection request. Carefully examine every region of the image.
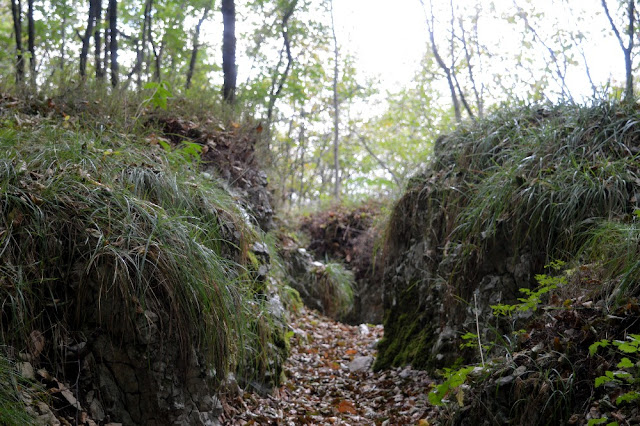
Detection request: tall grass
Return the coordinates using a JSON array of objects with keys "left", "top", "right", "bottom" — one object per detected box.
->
[
  {"left": 0, "top": 122, "right": 275, "bottom": 382},
  {"left": 430, "top": 101, "right": 640, "bottom": 266},
  {"left": 580, "top": 211, "right": 640, "bottom": 300},
  {"left": 0, "top": 352, "right": 36, "bottom": 425}
]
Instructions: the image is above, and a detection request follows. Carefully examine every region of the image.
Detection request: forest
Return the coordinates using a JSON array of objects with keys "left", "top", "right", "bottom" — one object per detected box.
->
[{"left": 1, "top": 0, "right": 640, "bottom": 425}]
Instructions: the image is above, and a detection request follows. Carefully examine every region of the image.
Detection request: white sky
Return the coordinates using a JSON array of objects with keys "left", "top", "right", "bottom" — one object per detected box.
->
[
  {"left": 330, "top": 0, "right": 626, "bottom": 100},
  {"left": 333, "top": 0, "right": 428, "bottom": 90}
]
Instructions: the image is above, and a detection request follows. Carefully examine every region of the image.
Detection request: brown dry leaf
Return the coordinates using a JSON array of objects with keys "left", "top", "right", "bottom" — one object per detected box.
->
[
  {"left": 336, "top": 400, "right": 357, "bottom": 414},
  {"left": 345, "top": 349, "right": 358, "bottom": 355},
  {"left": 29, "top": 330, "right": 45, "bottom": 358}
]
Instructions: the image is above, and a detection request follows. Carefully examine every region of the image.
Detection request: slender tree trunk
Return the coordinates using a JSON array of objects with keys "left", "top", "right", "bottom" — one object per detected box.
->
[
  {"left": 298, "top": 109, "right": 306, "bottom": 205},
  {"left": 134, "top": 0, "right": 152, "bottom": 85},
  {"left": 602, "top": 0, "right": 635, "bottom": 101},
  {"left": 108, "top": 0, "right": 119, "bottom": 87},
  {"left": 624, "top": 0, "right": 635, "bottom": 100},
  {"left": 80, "top": 0, "right": 97, "bottom": 79},
  {"left": 27, "top": 0, "right": 36, "bottom": 87},
  {"left": 147, "top": 10, "right": 162, "bottom": 82},
  {"left": 104, "top": 25, "right": 109, "bottom": 79},
  {"left": 11, "top": 0, "right": 24, "bottom": 84},
  {"left": 330, "top": 0, "right": 340, "bottom": 199},
  {"left": 186, "top": 4, "right": 210, "bottom": 90},
  {"left": 419, "top": 0, "right": 461, "bottom": 121},
  {"left": 60, "top": 6, "right": 67, "bottom": 71},
  {"left": 265, "top": 0, "right": 297, "bottom": 130},
  {"left": 222, "top": 0, "right": 236, "bottom": 103},
  {"left": 94, "top": 0, "right": 103, "bottom": 80}
]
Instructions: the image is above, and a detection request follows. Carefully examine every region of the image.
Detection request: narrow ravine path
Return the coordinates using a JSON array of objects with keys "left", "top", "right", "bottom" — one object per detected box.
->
[{"left": 223, "top": 309, "right": 440, "bottom": 425}]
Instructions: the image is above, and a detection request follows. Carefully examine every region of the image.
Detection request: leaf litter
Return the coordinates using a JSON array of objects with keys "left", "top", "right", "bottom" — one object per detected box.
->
[{"left": 223, "top": 308, "right": 440, "bottom": 425}]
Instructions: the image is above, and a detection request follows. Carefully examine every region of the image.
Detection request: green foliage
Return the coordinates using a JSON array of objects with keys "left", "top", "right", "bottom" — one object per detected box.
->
[
  {"left": 587, "top": 418, "right": 618, "bottom": 426},
  {"left": 590, "top": 335, "right": 640, "bottom": 407},
  {"left": 158, "top": 140, "right": 203, "bottom": 166},
  {"left": 581, "top": 209, "right": 640, "bottom": 300},
  {"left": 428, "top": 365, "right": 476, "bottom": 406},
  {"left": 143, "top": 81, "right": 173, "bottom": 110},
  {"left": 305, "top": 261, "right": 354, "bottom": 320},
  {"left": 491, "top": 267, "right": 567, "bottom": 317}
]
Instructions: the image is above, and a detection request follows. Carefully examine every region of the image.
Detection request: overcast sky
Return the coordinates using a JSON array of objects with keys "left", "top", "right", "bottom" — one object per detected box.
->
[{"left": 332, "top": 0, "right": 626, "bottom": 99}]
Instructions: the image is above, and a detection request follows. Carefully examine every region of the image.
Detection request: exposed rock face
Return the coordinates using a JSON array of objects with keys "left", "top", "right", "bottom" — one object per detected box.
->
[
  {"left": 56, "top": 273, "right": 223, "bottom": 426},
  {"left": 375, "top": 181, "right": 541, "bottom": 371}
]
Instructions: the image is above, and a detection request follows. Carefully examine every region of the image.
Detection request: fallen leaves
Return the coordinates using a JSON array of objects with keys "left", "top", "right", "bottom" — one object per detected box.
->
[
  {"left": 223, "top": 308, "right": 439, "bottom": 425},
  {"left": 337, "top": 400, "right": 357, "bottom": 414}
]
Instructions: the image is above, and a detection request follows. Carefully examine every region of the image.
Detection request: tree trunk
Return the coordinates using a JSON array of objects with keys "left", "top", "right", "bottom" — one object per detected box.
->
[
  {"left": 420, "top": 0, "right": 461, "bottom": 121},
  {"left": 27, "top": 0, "right": 36, "bottom": 87},
  {"left": 222, "top": 0, "right": 236, "bottom": 103},
  {"left": 11, "top": 0, "right": 24, "bottom": 84},
  {"left": 147, "top": 9, "right": 162, "bottom": 82},
  {"left": 623, "top": 0, "right": 635, "bottom": 100},
  {"left": 80, "top": 0, "right": 97, "bottom": 79},
  {"left": 94, "top": 0, "right": 103, "bottom": 80},
  {"left": 265, "top": 0, "right": 297, "bottom": 130},
  {"left": 59, "top": 6, "right": 67, "bottom": 71},
  {"left": 108, "top": 0, "right": 119, "bottom": 87},
  {"left": 601, "top": 0, "right": 635, "bottom": 101},
  {"left": 134, "top": 0, "right": 152, "bottom": 85},
  {"left": 186, "top": 4, "right": 210, "bottom": 90},
  {"left": 330, "top": 0, "right": 340, "bottom": 199}
]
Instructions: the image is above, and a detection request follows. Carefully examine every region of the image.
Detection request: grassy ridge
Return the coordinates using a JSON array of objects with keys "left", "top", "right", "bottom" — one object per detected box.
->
[
  {"left": 0, "top": 117, "right": 283, "bottom": 392},
  {"left": 377, "top": 100, "right": 640, "bottom": 373}
]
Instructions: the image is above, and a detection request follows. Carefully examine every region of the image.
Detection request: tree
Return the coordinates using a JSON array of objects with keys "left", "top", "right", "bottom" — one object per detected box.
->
[
  {"left": 330, "top": 0, "right": 340, "bottom": 198},
  {"left": 601, "top": 0, "right": 636, "bottom": 101},
  {"left": 10, "top": 0, "right": 24, "bottom": 84},
  {"left": 107, "top": 0, "right": 118, "bottom": 87},
  {"left": 265, "top": 0, "right": 298, "bottom": 130},
  {"left": 186, "top": 1, "right": 212, "bottom": 90},
  {"left": 27, "top": 0, "right": 35, "bottom": 86},
  {"left": 80, "top": 0, "right": 98, "bottom": 79},
  {"left": 222, "top": 0, "right": 236, "bottom": 103},
  {"left": 91, "top": 0, "right": 104, "bottom": 80},
  {"left": 418, "top": 0, "right": 482, "bottom": 122}
]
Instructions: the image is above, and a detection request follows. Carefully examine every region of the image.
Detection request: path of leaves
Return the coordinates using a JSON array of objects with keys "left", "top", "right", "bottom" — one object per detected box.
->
[{"left": 223, "top": 309, "right": 439, "bottom": 425}]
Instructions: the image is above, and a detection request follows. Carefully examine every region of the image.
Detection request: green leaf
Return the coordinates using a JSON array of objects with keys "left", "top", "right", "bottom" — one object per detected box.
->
[
  {"left": 589, "top": 339, "right": 610, "bottom": 356},
  {"left": 615, "top": 391, "right": 640, "bottom": 405},
  {"left": 617, "top": 357, "right": 634, "bottom": 368},
  {"left": 614, "top": 342, "right": 637, "bottom": 354}
]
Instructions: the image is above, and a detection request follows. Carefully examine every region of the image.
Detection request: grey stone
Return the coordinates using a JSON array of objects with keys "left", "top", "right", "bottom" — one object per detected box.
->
[
  {"left": 348, "top": 356, "right": 374, "bottom": 372},
  {"left": 17, "top": 361, "right": 35, "bottom": 380}
]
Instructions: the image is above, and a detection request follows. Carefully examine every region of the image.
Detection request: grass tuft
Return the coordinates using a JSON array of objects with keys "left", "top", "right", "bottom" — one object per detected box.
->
[{"left": 0, "top": 121, "right": 278, "bottom": 384}]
